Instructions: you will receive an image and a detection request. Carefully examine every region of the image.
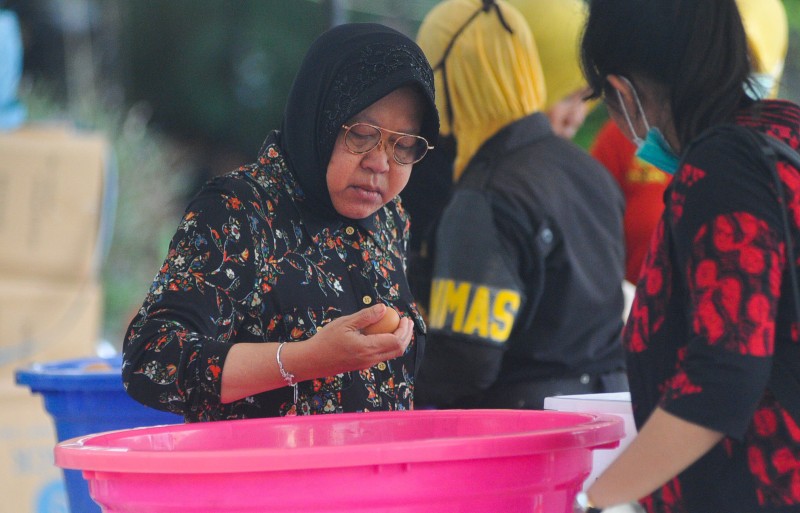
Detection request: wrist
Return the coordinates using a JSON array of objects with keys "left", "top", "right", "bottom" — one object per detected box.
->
[
  {"left": 574, "top": 492, "right": 646, "bottom": 513},
  {"left": 275, "top": 342, "right": 299, "bottom": 404},
  {"left": 575, "top": 491, "right": 603, "bottom": 513},
  {"left": 276, "top": 342, "right": 296, "bottom": 386}
]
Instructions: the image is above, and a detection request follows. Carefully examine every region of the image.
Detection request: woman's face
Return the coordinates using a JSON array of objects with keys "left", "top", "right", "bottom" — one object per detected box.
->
[
  {"left": 547, "top": 87, "right": 591, "bottom": 139},
  {"left": 327, "top": 86, "right": 425, "bottom": 219}
]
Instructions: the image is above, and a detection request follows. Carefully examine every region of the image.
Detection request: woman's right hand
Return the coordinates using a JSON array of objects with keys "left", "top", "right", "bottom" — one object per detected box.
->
[
  {"left": 305, "top": 304, "right": 413, "bottom": 376},
  {"left": 221, "top": 304, "right": 413, "bottom": 403}
]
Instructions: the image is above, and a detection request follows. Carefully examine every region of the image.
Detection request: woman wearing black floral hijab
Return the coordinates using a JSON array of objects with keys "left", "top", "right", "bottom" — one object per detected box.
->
[{"left": 122, "top": 23, "right": 439, "bottom": 421}]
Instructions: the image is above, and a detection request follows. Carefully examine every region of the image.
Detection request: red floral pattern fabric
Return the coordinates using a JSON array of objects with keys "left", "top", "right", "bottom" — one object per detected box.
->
[{"left": 624, "top": 100, "right": 800, "bottom": 512}]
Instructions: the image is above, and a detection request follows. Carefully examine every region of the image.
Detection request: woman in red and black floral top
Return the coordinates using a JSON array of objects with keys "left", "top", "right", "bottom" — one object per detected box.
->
[
  {"left": 122, "top": 23, "right": 439, "bottom": 421},
  {"left": 575, "top": 1, "right": 800, "bottom": 512}
]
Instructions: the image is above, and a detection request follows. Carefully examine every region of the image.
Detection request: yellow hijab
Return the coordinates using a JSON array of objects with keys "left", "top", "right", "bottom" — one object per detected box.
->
[
  {"left": 417, "top": 0, "right": 546, "bottom": 181},
  {"left": 507, "top": 0, "right": 588, "bottom": 111}
]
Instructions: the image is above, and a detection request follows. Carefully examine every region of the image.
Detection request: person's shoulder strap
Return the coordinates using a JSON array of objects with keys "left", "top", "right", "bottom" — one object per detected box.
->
[
  {"left": 758, "top": 133, "right": 800, "bottom": 169},
  {"left": 748, "top": 129, "right": 800, "bottom": 425}
]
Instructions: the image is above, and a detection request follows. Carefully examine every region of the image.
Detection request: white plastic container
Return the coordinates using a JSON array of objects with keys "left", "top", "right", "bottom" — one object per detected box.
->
[{"left": 544, "top": 392, "right": 636, "bottom": 490}]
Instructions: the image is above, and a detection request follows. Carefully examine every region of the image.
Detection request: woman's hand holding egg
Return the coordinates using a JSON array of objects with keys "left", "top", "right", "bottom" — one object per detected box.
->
[{"left": 362, "top": 304, "right": 401, "bottom": 335}]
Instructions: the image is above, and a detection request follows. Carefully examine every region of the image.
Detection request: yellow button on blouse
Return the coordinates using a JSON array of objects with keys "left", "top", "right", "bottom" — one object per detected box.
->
[
  {"left": 377, "top": 362, "right": 387, "bottom": 371},
  {"left": 345, "top": 226, "right": 355, "bottom": 235},
  {"left": 362, "top": 295, "right": 373, "bottom": 305}
]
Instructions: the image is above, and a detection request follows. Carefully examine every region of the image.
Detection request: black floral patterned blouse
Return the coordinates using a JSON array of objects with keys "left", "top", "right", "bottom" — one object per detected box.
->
[{"left": 122, "top": 133, "right": 424, "bottom": 421}]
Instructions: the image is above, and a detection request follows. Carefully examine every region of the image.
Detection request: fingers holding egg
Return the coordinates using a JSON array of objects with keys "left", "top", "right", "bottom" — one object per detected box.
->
[{"left": 362, "top": 305, "right": 401, "bottom": 335}]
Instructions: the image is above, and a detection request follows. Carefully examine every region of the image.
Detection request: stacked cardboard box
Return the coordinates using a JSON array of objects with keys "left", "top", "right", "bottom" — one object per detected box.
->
[{"left": 1, "top": 124, "right": 108, "bottom": 513}]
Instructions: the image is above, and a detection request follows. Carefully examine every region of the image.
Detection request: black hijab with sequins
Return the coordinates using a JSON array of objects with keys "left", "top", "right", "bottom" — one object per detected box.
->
[{"left": 280, "top": 23, "right": 439, "bottom": 220}]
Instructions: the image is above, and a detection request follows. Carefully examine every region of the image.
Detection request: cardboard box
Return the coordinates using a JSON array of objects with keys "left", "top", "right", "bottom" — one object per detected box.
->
[
  {"left": 0, "top": 124, "right": 108, "bottom": 282},
  {"left": 544, "top": 392, "right": 637, "bottom": 491},
  {"left": 0, "top": 123, "right": 107, "bottom": 512},
  {"left": 1, "top": 279, "right": 101, "bottom": 513},
  {"left": 0, "top": 278, "right": 101, "bottom": 393},
  {"left": 0, "top": 387, "right": 69, "bottom": 513}
]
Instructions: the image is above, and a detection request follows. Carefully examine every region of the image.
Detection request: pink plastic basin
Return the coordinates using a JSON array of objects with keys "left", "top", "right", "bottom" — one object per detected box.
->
[{"left": 55, "top": 409, "right": 623, "bottom": 513}]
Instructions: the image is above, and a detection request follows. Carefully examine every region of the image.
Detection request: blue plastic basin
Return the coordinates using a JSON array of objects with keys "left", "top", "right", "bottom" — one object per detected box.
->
[{"left": 16, "top": 356, "right": 182, "bottom": 513}]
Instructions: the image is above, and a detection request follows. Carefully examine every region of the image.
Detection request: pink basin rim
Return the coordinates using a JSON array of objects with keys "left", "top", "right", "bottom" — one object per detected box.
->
[{"left": 55, "top": 409, "right": 624, "bottom": 474}]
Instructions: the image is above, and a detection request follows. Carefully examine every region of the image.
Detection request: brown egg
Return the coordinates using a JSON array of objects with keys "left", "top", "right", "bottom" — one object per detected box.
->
[{"left": 362, "top": 306, "right": 401, "bottom": 335}]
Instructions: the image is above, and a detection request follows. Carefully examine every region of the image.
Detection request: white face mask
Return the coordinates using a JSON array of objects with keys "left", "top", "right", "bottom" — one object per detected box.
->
[
  {"left": 745, "top": 73, "right": 777, "bottom": 100},
  {"left": 614, "top": 83, "right": 649, "bottom": 148}
]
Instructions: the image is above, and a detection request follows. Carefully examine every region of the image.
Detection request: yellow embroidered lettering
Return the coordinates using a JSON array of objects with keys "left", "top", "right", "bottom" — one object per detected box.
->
[
  {"left": 490, "top": 290, "right": 521, "bottom": 342},
  {"left": 462, "top": 286, "right": 490, "bottom": 337},
  {"left": 428, "top": 279, "right": 446, "bottom": 327},
  {"left": 429, "top": 279, "right": 521, "bottom": 343},
  {"left": 429, "top": 279, "right": 470, "bottom": 330},
  {"left": 443, "top": 281, "right": 470, "bottom": 332}
]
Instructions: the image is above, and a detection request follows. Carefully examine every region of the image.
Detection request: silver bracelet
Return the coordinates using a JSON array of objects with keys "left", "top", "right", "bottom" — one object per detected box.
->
[
  {"left": 602, "top": 503, "right": 645, "bottom": 513},
  {"left": 276, "top": 342, "right": 296, "bottom": 386},
  {"left": 575, "top": 492, "right": 645, "bottom": 513},
  {"left": 276, "top": 342, "right": 298, "bottom": 404}
]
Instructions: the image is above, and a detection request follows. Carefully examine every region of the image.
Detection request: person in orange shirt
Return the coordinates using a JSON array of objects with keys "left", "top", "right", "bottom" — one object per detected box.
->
[
  {"left": 591, "top": 123, "right": 670, "bottom": 284},
  {"left": 590, "top": 0, "right": 788, "bottom": 286}
]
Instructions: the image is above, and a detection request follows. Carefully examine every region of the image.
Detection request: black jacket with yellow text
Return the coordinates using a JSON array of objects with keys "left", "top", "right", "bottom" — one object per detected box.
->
[{"left": 416, "top": 113, "right": 626, "bottom": 407}]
